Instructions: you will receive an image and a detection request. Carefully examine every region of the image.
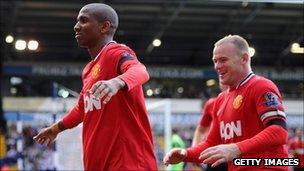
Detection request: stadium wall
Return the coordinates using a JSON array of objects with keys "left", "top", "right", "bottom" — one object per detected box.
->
[{"left": 3, "top": 97, "right": 303, "bottom": 128}]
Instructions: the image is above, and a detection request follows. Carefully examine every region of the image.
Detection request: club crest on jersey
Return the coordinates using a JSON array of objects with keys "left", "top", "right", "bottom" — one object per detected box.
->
[
  {"left": 91, "top": 64, "right": 101, "bottom": 79},
  {"left": 264, "top": 92, "right": 280, "bottom": 107},
  {"left": 233, "top": 95, "right": 243, "bottom": 109}
]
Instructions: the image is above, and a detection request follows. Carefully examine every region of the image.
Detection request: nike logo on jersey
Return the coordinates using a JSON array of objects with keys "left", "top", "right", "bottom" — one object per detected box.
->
[
  {"left": 220, "top": 120, "right": 242, "bottom": 140},
  {"left": 84, "top": 93, "right": 101, "bottom": 113}
]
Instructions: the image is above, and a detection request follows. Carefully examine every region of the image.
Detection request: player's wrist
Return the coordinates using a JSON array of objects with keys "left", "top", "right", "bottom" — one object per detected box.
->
[
  {"left": 50, "top": 124, "right": 60, "bottom": 135},
  {"left": 114, "top": 77, "right": 126, "bottom": 89},
  {"left": 231, "top": 143, "right": 241, "bottom": 158},
  {"left": 181, "top": 149, "right": 187, "bottom": 158},
  {"left": 51, "top": 120, "right": 66, "bottom": 134}
]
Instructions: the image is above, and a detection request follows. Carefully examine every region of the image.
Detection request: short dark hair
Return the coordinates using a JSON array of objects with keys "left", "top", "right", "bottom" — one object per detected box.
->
[{"left": 83, "top": 3, "right": 119, "bottom": 34}]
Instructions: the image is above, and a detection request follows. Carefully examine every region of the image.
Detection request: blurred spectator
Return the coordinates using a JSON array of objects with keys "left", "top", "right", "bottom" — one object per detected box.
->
[
  {"left": 0, "top": 128, "right": 6, "bottom": 158},
  {"left": 1, "top": 123, "right": 57, "bottom": 170},
  {"left": 288, "top": 128, "right": 304, "bottom": 171},
  {"left": 169, "top": 128, "right": 186, "bottom": 171},
  {"left": 38, "top": 146, "right": 56, "bottom": 171}
]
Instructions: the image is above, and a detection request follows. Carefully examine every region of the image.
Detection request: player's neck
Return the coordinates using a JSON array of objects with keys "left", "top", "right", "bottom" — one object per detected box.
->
[
  {"left": 231, "top": 71, "right": 254, "bottom": 90},
  {"left": 88, "top": 37, "right": 113, "bottom": 60}
]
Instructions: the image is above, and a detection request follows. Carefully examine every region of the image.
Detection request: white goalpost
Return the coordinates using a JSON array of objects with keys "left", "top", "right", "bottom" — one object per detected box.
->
[
  {"left": 146, "top": 98, "right": 172, "bottom": 170},
  {"left": 146, "top": 99, "right": 172, "bottom": 156}
]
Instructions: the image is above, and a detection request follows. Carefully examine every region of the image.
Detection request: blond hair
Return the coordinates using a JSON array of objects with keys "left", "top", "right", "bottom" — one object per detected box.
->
[{"left": 215, "top": 35, "right": 249, "bottom": 56}]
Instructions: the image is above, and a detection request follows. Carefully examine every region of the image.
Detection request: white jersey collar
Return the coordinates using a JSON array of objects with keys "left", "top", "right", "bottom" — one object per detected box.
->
[
  {"left": 236, "top": 72, "right": 255, "bottom": 89},
  {"left": 93, "top": 40, "right": 117, "bottom": 62}
]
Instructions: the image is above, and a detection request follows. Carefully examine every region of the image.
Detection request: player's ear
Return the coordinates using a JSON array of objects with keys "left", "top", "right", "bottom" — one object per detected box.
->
[
  {"left": 241, "top": 53, "right": 249, "bottom": 64},
  {"left": 100, "top": 21, "right": 111, "bottom": 33}
]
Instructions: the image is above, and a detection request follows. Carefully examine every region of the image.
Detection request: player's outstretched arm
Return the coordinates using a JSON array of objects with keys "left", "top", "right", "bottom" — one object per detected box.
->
[
  {"left": 163, "top": 148, "right": 187, "bottom": 165},
  {"left": 33, "top": 120, "right": 66, "bottom": 146}
]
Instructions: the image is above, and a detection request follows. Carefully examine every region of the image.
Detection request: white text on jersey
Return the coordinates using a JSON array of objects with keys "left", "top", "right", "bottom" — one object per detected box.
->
[
  {"left": 220, "top": 120, "right": 242, "bottom": 140},
  {"left": 84, "top": 94, "right": 101, "bottom": 113}
]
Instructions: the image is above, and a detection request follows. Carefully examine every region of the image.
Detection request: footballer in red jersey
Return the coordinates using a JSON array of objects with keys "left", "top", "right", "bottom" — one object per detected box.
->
[
  {"left": 200, "top": 98, "right": 215, "bottom": 130},
  {"left": 163, "top": 35, "right": 288, "bottom": 171},
  {"left": 288, "top": 128, "right": 304, "bottom": 171},
  {"left": 192, "top": 97, "right": 216, "bottom": 147},
  {"left": 34, "top": 3, "right": 157, "bottom": 170},
  {"left": 192, "top": 84, "right": 228, "bottom": 147}
]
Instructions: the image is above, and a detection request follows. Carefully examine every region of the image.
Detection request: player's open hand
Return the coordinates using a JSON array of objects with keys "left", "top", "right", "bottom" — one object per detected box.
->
[
  {"left": 33, "top": 127, "right": 58, "bottom": 146},
  {"left": 89, "top": 77, "right": 125, "bottom": 104},
  {"left": 163, "top": 148, "right": 187, "bottom": 165},
  {"left": 199, "top": 143, "right": 240, "bottom": 167}
]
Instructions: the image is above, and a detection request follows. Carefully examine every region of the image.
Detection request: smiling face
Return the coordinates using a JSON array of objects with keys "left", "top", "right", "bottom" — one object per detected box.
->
[
  {"left": 212, "top": 42, "right": 246, "bottom": 88},
  {"left": 74, "top": 7, "right": 103, "bottom": 48}
]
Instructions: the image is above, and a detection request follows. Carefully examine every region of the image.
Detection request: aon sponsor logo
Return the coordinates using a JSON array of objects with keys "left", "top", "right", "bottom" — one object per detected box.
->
[
  {"left": 84, "top": 94, "right": 102, "bottom": 113},
  {"left": 220, "top": 120, "right": 242, "bottom": 140}
]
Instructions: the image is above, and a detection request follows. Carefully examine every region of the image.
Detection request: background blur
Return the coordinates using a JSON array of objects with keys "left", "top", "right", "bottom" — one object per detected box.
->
[{"left": 0, "top": 0, "right": 303, "bottom": 170}]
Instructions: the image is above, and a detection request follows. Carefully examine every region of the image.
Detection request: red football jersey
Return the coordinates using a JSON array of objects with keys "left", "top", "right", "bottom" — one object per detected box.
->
[
  {"left": 187, "top": 74, "right": 288, "bottom": 171},
  {"left": 199, "top": 97, "right": 216, "bottom": 127},
  {"left": 62, "top": 42, "right": 157, "bottom": 170},
  {"left": 289, "top": 137, "right": 304, "bottom": 168}
]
